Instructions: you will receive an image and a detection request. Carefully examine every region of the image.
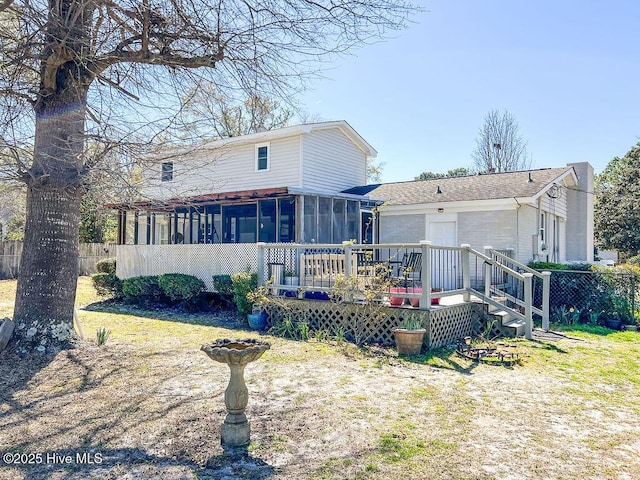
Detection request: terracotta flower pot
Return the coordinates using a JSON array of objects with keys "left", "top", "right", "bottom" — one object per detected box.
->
[
  {"left": 393, "top": 328, "right": 426, "bottom": 355},
  {"left": 389, "top": 287, "right": 405, "bottom": 306}
]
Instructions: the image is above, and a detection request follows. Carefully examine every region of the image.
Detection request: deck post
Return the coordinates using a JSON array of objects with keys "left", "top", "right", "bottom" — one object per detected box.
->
[
  {"left": 523, "top": 272, "right": 533, "bottom": 340},
  {"left": 461, "top": 244, "right": 471, "bottom": 302},
  {"left": 484, "top": 246, "right": 493, "bottom": 298},
  {"left": 419, "top": 241, "right": 432, "bottom": 309},
  {"left": 257, "top": 242, "right": 266, "bottom": 287},
  {"left": 541, "top": 271, "right": 552, "bottom": 331},
  {"left": 342, "top": 241, "right": 353, "bottom": 277}
]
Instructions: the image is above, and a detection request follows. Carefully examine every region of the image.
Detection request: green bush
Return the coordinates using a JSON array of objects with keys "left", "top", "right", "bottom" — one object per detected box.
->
[
  {"left": 231, "top": 271, "right": 258, "bottom": 317},
  {"left": 626, "top": 254, "right": 640, "bottom": 266},
  {"left": 96, "top": 257, "right": 117, "bottom": 274},
  {"left": 212, "top": 275, "right": 233, "bottom": 296},
  {"left": 91, "top": 272, "right": 123, "bottom": 298},
  {"left": 158, "top": 273, "right": 205, "bottom": 303},
  {"left": 528, "top": 261, "right": 593, "bottom": 271},
  {"left": 122, "top": 275, "right": 164, "bottom": 304}
]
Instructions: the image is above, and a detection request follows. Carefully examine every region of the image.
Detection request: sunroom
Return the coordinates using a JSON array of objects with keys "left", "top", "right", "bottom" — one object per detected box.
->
[{"left": 112, "top": 187, "right": 379, "bottom": 246}]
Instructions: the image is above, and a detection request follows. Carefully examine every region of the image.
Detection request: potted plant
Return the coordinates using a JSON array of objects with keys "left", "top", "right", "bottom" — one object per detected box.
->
[
  {"left": 246, "top": 287, "right": 269, "bottom": 331},
  {"left": 388, "top": 287, "right": 405, "bottom": 306},
  {"left": 603, "top": 312, "right": 623, "bottom": 330},
  {"left": 393, "top": 313, "right": 426, "bottom": 355}
]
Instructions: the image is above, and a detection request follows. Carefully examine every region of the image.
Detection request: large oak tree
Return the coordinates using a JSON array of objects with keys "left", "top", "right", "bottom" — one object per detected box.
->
[{"left": 0, "top": 0, "right": 416, "bottom": 352}]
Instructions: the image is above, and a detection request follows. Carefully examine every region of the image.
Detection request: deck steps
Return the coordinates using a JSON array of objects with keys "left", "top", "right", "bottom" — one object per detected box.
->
[{"left": 486, "top": 303, "right": 525, "bottom": 337}]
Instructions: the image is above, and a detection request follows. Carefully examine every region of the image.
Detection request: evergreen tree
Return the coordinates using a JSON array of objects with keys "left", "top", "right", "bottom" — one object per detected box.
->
[{"left": 594, "top": 143, "right": 640, "bottom": 257}]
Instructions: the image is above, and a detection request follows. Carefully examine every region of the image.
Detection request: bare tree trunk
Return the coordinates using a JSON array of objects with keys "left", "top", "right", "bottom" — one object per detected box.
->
[
  {"left": 13, "top": 187, "right": 81, "bottom": 351},
  {"left": 12, "top": 82, "right": 87, "bottom": 353}
]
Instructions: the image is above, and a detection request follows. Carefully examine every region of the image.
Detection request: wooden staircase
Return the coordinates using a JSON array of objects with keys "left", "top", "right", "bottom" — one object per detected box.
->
[{"left": 478, "top": 294, "right": 526, "bottom": 337}]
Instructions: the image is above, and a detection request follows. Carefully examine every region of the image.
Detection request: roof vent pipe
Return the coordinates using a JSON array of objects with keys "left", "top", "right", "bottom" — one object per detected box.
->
[{"left": 528, "top": 172, "right": 533, "bottom": 183}]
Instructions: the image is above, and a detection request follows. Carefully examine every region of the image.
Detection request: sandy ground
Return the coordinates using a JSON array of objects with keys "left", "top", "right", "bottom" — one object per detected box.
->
[{"left": 1, "top": 316, "right": 639, "bottom": 480}]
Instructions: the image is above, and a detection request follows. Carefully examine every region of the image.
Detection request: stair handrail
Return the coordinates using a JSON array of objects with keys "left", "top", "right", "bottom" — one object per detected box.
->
[
  {"left": 463, "top": 245, "right": 535, "bottom": 339},
  {"left": 485, "top": 247, "right": 551, "bottom": 331}
]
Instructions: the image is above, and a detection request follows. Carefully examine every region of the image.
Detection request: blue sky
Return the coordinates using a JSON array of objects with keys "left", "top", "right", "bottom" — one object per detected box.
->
[{"left": 300, "top": 0, "right": 640, "bottom": 183}]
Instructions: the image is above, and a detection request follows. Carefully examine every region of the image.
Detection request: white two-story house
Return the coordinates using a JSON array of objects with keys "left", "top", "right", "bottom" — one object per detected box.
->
[
  {"left": 112, "top": 121, "right": 380, "bottom": 246},
  {"left": 110, "top": 121, "right": 594, "bottom": 289}
]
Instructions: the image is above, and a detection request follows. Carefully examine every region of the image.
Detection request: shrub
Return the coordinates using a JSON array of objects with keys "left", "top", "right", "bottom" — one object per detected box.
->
[
  {"left": 626, "top": 254, "right": 640, "bottom": 266},
  {"left": 528, "top": 261, "right": 570, "bottom": 271},
  {"left": 91, "top": 272, "right": 123, "bottom": 298},
  {"left": 96, "top": 257, "right": 117, "bottom": 274},
  {"left": 122, "top": 275, "right": 164, "bottom": 304},
  {"left": 231, "top": 271, "right": 258, "bottom": 317},
  {"left": 528, "top": 261, "right": 592, "bottom": 272},
  {"left": 212, "top": 275, "right": 233, "bottom": 296},
  {"left": 158, "top": 273, "right": 206, "bottom": 304}
]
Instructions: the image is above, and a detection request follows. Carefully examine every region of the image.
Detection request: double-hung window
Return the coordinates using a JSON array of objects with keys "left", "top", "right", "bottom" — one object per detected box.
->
[
  {"left": 161, "top": 162, "right": 174, "bottom": 182},
  {"left": 255, "top": 143, "right": 269, "bottom": 171}
]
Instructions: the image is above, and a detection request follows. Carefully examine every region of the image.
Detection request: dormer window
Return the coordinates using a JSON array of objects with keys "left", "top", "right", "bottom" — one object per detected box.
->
[
  {"left": 161, "top": 162, "right": 174, "bottom": 182},
  {"left": 255, "top": 143, "right": 269, "bottom": 171}
]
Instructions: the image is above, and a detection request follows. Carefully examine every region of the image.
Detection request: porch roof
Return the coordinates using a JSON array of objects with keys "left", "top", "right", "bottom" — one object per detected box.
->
[
  {"left": 343, "top": 167, "right": 576, "bottom": 205},
  {"left": 106, "top": 186, "right": 290, "bottom": 210}
]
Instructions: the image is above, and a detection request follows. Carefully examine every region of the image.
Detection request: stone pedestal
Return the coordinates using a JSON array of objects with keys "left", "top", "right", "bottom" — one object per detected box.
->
[{"left": 201, "top": 338, "right": 270, "bottom": 449}]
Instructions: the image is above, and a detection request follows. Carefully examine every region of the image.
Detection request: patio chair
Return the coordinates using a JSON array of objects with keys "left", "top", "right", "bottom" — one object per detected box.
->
[{"left": 396, "top": 252, "right": 422, "bottom": 288}]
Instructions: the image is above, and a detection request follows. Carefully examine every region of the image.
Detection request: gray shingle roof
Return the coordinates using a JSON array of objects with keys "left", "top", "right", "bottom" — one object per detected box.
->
[{"left": 344, "top": 167, "right": 574, "bottom": 205}]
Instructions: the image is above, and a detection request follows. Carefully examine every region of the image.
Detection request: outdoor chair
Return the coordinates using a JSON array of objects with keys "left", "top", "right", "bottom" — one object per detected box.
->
[{"left": 395, "top": 252, "right": 422, "bottom": 288}]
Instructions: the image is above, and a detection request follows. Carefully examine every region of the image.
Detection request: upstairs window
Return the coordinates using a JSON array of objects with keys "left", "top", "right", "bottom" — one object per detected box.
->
[
  {"left": 255, "top": 143, "right": 269, "bottom": 171},
  {"left": 161, "top": 162, "right": 174, "bottom": 182}
]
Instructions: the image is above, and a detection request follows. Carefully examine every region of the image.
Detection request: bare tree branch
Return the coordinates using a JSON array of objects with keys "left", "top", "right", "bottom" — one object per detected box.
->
[
  {"left": 471, "top": 109, "right": 531, "bottom": 173},
  {"left": 0, "top": 0, "right": 420, "bottom": 350}
]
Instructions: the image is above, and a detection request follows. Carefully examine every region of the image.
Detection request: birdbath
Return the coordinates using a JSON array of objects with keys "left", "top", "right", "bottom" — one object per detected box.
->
[{"left": 201, "top": 338, "right": 270, "bottom": 449}]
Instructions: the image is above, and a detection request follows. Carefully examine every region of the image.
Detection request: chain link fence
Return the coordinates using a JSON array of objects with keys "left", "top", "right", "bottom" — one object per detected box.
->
[{"left": 533, "top": 267, "right": 639, "bottom": 325}]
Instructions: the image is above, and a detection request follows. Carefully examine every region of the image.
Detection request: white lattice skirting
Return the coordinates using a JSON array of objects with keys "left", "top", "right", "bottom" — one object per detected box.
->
[{"left": 265, "top": 299, "right": 483, "bottom": 350}]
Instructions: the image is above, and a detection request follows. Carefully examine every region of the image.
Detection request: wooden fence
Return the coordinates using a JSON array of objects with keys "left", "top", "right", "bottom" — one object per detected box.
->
[{"left": 0, "top": 241, "right": 117, "bottom": 279}]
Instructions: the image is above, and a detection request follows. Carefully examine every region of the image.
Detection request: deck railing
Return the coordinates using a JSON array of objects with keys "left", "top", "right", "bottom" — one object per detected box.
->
[
  {"left": 258, "top": 242, "right": 551, "bottom": 339},
  {"left": 484, "top": 247, "right": 551, "bottom": 331}
]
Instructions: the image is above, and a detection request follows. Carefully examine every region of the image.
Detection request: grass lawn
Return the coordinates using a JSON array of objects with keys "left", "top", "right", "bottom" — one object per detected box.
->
[{"left": 1, "top": 277, "right": 639, "bottom": 479}]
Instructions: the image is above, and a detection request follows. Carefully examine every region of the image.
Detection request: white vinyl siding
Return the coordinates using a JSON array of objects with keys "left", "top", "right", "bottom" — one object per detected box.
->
[
  {"left": 141, "top": 135, "right": 301, "bottom": 199},
  {"left": 302, "top": 128, "right": 368, "bottom": 193},
  {"left": 539, "top": 192, "right": 568, "bottom": 220}
]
